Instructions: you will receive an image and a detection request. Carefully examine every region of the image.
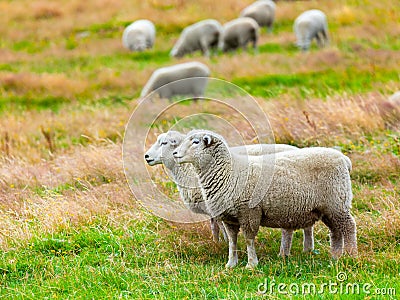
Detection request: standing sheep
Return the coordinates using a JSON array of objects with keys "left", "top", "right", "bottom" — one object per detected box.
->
[
  {"left": 170, "top": 19, "right": 223, "bottom": 58},
  {"left": 145, "top": 131, "right": 315, "bottom": 255},
  {"left": 145, "top": 131, "right": 226, "bottom": 242},
  {"left": 294, "top": 9, "right": 329, "bottom": 51},
  {"left": 173, "top": 130, "right": 357, "bottom": 268},
  {"left": 145, "top": 131, "right": 314, "bottom": 252},
  {"left": 240, "top": 0, "right": 276, "bottom": 31},
  {"left": 140, "top": 62, "right": 210, "bottom": 100},
  {"left": 220, "top": 18, "right": 260, "bottom": 52},
  {"left": 122, "top": 20, "right": 155, "bottom": 52}
]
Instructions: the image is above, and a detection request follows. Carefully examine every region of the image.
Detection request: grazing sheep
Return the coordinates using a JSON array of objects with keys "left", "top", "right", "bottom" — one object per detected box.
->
[
  {"left": 220, "top": 17, "right": 260, "bottom": 52},
  {"left": 140, "top": 62, "right": 210, "bottom": 100},
  {"left": 173, "top": 130, "right": 357, "bottom": 268},
  {"left": 170, "top": 19, "right": 223, "bottom": 58},
  {"left": 240, "top": 0, "right": 276, "bottom": 31},
  {"left": 389, "top": 91, "right": 400, "bottom": 105},
  {"left": 145, "top": 131, "right": 314, "bottom": 250},
  {"left": 122, "top": 20, "right": 155, "bottom": 52},
  {"left": 294, "top": 9, "right": 329, "bottom": 51},
  {"left": 381, "top": 91, "right": 400, "bottom": 126}
]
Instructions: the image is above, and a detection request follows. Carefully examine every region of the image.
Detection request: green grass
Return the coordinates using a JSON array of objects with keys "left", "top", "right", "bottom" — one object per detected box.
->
[
  {"left": 233, "top": 68, "right": 399, "bottom": 99},
  {"left": 1, "top": 0, "right": 399, "bottom": 298},
  {"left": 0, "top": 217, "right": 398, "bottom": 299}
]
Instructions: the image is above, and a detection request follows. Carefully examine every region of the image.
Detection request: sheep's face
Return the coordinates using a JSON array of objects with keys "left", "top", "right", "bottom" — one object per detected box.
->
[
  {"left": 145, "top": 132, "right": 184, "bottom": 167},
  {"left": 173, "top": 133, "right": 216, "bottom": 166},
  {"left": 129, "top": 34, "right": 148, "bottom": 52},
  {"left": 170, "top": 44, "right": 183, "bottom": 58}
]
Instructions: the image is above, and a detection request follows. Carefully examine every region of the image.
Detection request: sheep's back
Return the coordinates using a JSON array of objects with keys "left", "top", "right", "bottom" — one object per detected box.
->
[{"left": 258, "top": 148, "right": 352, "bottom": 226}]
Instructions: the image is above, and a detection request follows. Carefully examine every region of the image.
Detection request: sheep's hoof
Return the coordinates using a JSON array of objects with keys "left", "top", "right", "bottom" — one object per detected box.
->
[
  {"left": 245, "top": 262, "right": 258, "bottom": 269},
  {"left": 331, "top": 250, "right": 343, "bottom": 260},
  {"left": 303, "top": 246, "right": 315, "bottom": 253},
  {"left": 225, "top": 260, "right": 238, "bottom": 269},
  {"left": 245, "top": 258, "right": 258, "bottom": 269},
  {"left": 345, "top": 247, "right": 358, "bottom": 257},
  {"left": 278, "top": 250, "right": 290, "bottom": 258}
]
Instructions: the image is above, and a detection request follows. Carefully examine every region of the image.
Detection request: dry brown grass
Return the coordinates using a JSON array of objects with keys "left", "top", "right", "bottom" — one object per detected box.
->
[
  {"left": 0, "top": 143, "right": 134, "bottom": 249},
  {"left": 2, "top": 0, "right": 398, "bottom": 57},
  {"left": 1, "top": 0, "right": 399, "bottom": 103},
  {"left": 0, "top": 72, "right": 88, "bottom": 98},
  {"left": 262, "top": 92, "right": 399, "bottom": 145},
  {"left": 353, "top": 183, "right": 400, "bottom": 255},
  {"left": 0, "top": 103, "right": 132, "bottom": 162},
  {"left": 0, "top": 89, "right": 398, "bottom": 249}
]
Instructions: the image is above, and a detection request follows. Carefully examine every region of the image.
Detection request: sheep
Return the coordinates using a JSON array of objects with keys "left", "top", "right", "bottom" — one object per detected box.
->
[
  {"left": 170, "top": 19, "right": 223, "bottom": 58},
  {"left": 294, "top": 9, "right": 329, "bottom": 51},
  {"left": 173, "top": 130, "right": 357, "bottom": 268},
  {"left": 145, "top": 131, "right": 315, "bottom": 254},
  {"left": 382, "top": 91, "right": 400, "bottom": 126},
  {"left": 122, "top": 20, "right": 155, "bottom": 52},
  {"left": 220, "top": 17, "right": 260, "bottom": 52},
  {"left": 140, "top": 62, "right": 210, "bottom": 100},
  {"left": 145, "top": 131, "right": 225, "bottom": 241},
  {"left": 389, "top": 91, "right": 400, "bottom": 105},
  {"left": 240, "top": 0, "right": 276, "bottom": 31}
]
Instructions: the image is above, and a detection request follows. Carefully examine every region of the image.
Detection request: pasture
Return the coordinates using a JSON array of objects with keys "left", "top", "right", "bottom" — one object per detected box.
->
[{"left": 0, "top": 0, "right": 399, "bottom": 298}]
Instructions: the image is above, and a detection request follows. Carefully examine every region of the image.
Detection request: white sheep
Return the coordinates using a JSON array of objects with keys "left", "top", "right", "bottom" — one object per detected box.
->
[
  {"left": 170, "top": 19, "right": 223, "bottom": 58},
  {"left": 122, "top": 20, "right": 156, "bottom": 52},
  {"left": 220, "top": 17, "right": 260, "bottom": 52},
  {"left": 294, "top": 9, "right": 329, "bottom": 51},
  {"left": 389, "top": 91, "right": 400, "bottom": 105},
  {"left": 140, "top": 62, "right": 210, "bottom": 100},
  {"left": 173, "top": 130, "right": 357, "bottom": 268},
  {"left": 145, "top": 131, "right": 315, "bottom": 254},
  {"left": 240, "top": 0, "right": 276, "bottom": 31}
]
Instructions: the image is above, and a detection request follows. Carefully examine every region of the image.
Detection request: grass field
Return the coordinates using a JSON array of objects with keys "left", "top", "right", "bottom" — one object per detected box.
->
[{"left": 0, "top": 0, "right": 399, "bottom": 298}]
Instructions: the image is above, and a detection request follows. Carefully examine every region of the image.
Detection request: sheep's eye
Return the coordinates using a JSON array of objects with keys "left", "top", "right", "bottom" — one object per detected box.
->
[
  {"left": 192, "top": 139, "right": 200, "bottom": 144},
  {"left": 161, "top": 142, "right": 167, "bottom": 146}
]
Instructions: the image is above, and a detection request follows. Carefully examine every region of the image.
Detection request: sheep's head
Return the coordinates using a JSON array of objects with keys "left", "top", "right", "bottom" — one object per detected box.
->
[
  {"left": 170, "top": 39, "right": 184, "bottom": 58},
  {"left": 145, "top": 131, "right": 185, "bottom": 168},
  {"left": 128, "top": 33, "right": 148, "bottom": 52},
  {"left": 173, "top": 130, "right": 227, "bottom": 168}
]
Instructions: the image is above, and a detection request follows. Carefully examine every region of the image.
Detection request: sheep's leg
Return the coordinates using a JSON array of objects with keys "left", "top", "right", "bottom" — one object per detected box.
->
[
  {"left": 210, "top": 218, "right": 220, "bottom": 242},
  {"left": 241, "top": 228, "right": 259, "bottom": 268},
  {"left": 224, "top": 223, "right": 240, "bottom": 268},
  {"left": 252, "top": 33, "right": 258, "bottom": 54},
  {"left": 315, "top": 33, "right": 323, "bottom": 48},
  {"left": 322, "top": 215, "right": 344, "bottom": 259},
  {"left": 199, "top": 39, "right": 210, "bottom": 57},
  {"left": 330, "top": 229, "right": 343, "bottom": 259},
  {"left": 279, "top": 229, "right": 293, "bottom": 257},
  {"left": 340, "top": 212, "right": 358, "bottom": 257},
  {"left": 303, "top": 226, "right": 314, "bottom": 252},
  {"left": 218, "top": 220, "right": 228, "bottom": 242},
  {"left": 321, "top": 29, "right": 329, "bottom": 47},
  {"left": 268, "top": 24, "right": 274, "bottom": 33},
  {"left": 240, "top": 37, "right": 248, "bottom": 52},
  {"left": 245, "top": 238, "right": 258, "bottom": 268}
]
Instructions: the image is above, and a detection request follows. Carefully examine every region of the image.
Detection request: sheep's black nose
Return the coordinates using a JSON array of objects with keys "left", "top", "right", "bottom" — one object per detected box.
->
[
  {"left": 172, "top": 151, "right": 177, "bottom": 155},
  {"left": 144, "top": 154, "right": 149, "bottom": 159}
]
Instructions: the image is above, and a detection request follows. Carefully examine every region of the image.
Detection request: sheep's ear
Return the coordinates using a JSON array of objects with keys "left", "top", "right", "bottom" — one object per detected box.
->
[{"left": 203, "top": 135, "right": 212, "bottom": 147}]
